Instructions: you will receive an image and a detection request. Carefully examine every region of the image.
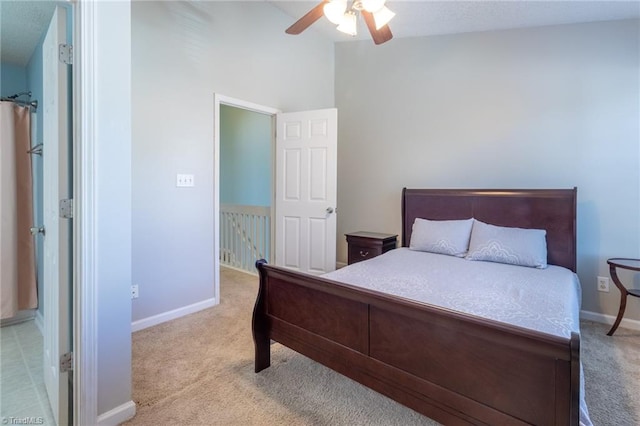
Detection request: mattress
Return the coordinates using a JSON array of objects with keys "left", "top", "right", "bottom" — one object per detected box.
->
[{"left": 325, "top": 247, "right": 581, "bottom": 338}]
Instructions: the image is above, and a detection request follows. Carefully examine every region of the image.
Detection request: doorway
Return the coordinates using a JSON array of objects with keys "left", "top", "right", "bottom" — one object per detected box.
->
[
  {"left": 219, "top": 104, "right": 274, "bottom": 274},
  {"left": 213, "top": 95, "right": 278, "bottom": 302},
  {"left": 214, "top": 97, "right": 339, "bottom": 302},
  {"left": 0, "top": 2, "right": 73, "bottom": 425}
]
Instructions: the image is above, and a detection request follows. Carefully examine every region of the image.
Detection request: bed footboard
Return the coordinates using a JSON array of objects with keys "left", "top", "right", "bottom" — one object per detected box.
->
[
  {"left": 253, "top": 260, "right": 580, "bottom": 425},
  {"left": 252, "top": 260, "right": 271, "bottom": 372}
]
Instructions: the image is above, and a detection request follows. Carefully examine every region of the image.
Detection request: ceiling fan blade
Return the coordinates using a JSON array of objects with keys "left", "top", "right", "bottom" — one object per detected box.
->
[
  {"left": 285, "top": 1, "right": 329, "bottom": 35},
  {"left": 361, "top": 10, "right": 393, "bottom": 45}
]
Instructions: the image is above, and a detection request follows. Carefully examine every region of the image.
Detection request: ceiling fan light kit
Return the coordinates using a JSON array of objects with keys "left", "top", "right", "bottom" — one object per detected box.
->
[
  {"left": 324, "top": 0, "right": 347, "bottom": 24},
  {"left": 337, "top": 10, "right": 358, "bottom": 35},
  {"left": 285, "top": 0, "right": 394, "bottom": 45}
]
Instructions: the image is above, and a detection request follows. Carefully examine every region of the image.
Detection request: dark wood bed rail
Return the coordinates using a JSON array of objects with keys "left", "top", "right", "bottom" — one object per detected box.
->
[{"left": 253, "top": 260, "right": 580, "bottom": 425}]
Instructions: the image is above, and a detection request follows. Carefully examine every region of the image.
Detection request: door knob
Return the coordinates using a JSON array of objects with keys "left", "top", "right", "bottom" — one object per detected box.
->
[{"left": 326, "top": 207, "right": 334, "bottom": 214}]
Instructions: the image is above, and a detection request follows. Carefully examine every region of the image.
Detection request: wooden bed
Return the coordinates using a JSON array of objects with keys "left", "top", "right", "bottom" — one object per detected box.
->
[{"left": 253, "top": 188, "right": 579, "bottom": 425}]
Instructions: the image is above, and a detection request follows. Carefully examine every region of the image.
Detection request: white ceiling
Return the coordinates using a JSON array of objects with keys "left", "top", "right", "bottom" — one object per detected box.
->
[
  {"left": 269, "top": 1, "right": 640, "bottom": 43},
  {"left": 1, "top": 1, "right": 639, "bottom": 66}
]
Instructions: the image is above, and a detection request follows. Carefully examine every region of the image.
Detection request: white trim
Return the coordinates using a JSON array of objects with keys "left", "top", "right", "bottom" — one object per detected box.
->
[
  {"left": 580, "top": 309, "right": 640, "bottom": 332},
  {"left": 131, "top": 298, "right": 218, "bottom": 332},
  {"left": 73, "top": 0, "right": 98, "bottom": 424},
  {"left": 96, "top": 400, "right": 136, "bottom": 426},
  {"left": 213, "top": 94, "right": 280, "bottom": 307},
  {"left": 215, "top": 95, "right": 280, "bottom": 116}
]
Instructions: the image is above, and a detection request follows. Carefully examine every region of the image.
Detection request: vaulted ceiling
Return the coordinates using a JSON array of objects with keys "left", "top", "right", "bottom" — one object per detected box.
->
[
  {"left": 269, "top": 1, "right": 640, "bottom": 43},
  {"left": 2, "top": 1, "right": 639, "bottom": 66}
]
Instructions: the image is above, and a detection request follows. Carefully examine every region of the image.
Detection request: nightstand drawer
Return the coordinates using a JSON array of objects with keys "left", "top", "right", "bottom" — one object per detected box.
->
[
  {"left": 348, "top": 245, "right": 381, "bottom": 263},
  {"left": 346, "top": 232, "right": 397, "bottom": 265}
]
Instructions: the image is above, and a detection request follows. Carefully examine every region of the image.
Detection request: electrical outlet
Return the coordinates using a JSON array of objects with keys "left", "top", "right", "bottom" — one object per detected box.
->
[
  {"left": 131, "top": 284, "right": 139, "bottom": 299},
  {"left": 597, "top": 276, "right": 610, "bottom": 292}
]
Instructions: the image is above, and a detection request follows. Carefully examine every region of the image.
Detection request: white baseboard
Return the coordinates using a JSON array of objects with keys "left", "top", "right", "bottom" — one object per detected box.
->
[
  {"left": 131, "top": 298, "right": 218, "bottom": 332},
  {"left": 97, "top": 400, "right": 136, "bottom": 426},
  {"left": 580, "top": 309, "right": 640, "bottom": 332}
]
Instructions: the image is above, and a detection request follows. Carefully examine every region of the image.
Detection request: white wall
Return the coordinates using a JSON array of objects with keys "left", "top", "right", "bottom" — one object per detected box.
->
[
  {"left": 335, "top": 19, "right": 640, "bottom": 321},
  {"left": 82, "top": 0, "right": 133, "bottom": 419},
  {"left": 95, "top": 2, "right": 133, "bottom": 417},
  {"left": 131, "top": 1, "right": 334, "bottom": 322}
]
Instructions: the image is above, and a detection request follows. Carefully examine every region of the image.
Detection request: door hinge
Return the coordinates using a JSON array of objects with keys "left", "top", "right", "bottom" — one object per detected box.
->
[
  {"left": 59, "top": 44, "right": 73, "bottom": 65},
  {"left": 60, "top": 199, "right": 73, "bottom": 219},
  {"left": 60, "top": 352, "right": 73, "bottom": 373}
]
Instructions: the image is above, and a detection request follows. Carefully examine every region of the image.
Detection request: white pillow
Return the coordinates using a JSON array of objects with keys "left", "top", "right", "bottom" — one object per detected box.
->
[
  {"left": 409, "top": 218, "right": 474, "bottom": 257},
  {"left": 466, "top": 220, "right": 548, "bottom": 269}
]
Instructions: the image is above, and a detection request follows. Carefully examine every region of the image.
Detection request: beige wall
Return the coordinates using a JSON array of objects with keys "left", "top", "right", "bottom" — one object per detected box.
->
[
  {"left": 131, "top": 2, "right": 639, "bottom": 324},
  {"left": 131, "top": 1, "right": 334, "bottom": 322},
  {"left": 335, "top": 19, "right": 640, "bottom": 321}
]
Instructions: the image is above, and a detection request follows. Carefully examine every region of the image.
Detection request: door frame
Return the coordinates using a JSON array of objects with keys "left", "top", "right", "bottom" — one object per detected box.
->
[
  {"left": 74, "top": 1, "right": 134, "bottom": 424},
  {"left": 213, "top": 94, "right": 279, "bottom": 300},
  {"left": 73, "top": 0, "right": 98, "bottom": 424}
]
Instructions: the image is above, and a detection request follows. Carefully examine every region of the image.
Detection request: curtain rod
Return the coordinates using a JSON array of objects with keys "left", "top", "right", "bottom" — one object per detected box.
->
[
  {"left": 0, "top": 98, "right": 38, "bottom": 111},
  {"left": 2, "top": 91, "right": 38, "bottom": 111}
]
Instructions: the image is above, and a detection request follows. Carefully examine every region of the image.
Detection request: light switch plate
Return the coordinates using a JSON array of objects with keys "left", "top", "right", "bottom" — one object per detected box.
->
[{"left": 176, "top": 174, "right": 195, "bottom": 187}]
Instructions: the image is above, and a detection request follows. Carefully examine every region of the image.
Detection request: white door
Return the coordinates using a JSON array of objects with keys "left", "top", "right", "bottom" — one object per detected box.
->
[
  {"left": 42, "top": 6, "right": 71, "bottom": 426},
  {"left": 275, "top": 109, "right": 337, "bottom": 274}
]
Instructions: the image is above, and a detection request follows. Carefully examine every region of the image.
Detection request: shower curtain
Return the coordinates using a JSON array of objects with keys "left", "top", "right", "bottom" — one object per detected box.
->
[{"left": 0, "top": 101, "right": 37, "bottom": 319}]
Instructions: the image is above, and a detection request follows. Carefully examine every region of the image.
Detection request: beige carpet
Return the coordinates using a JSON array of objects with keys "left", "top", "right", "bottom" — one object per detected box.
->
[{"left": 124, "top": 268, "right": 640, "bottom": 426}]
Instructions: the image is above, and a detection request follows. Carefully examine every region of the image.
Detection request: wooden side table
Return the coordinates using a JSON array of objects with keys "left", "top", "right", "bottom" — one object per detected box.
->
[
  {"left": 606, "top": 258, "right": 640, "bottom": 336},
  {"left": 346, "top": 231, "right": 397, "bottom": 265}
]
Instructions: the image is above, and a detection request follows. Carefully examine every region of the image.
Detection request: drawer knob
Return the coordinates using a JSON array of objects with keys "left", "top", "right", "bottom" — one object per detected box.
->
[{"left": 359, "top": 250, "right": 369, "bottom": 257}]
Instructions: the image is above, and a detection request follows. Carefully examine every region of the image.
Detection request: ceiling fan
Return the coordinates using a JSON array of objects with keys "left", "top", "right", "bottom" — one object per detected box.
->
[{"left": 285, "top": 0, "right": 395, "bottom": 45}]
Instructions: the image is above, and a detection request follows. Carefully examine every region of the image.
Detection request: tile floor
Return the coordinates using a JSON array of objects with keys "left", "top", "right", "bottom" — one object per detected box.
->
[{"left": 1, "top": 320, "right": 55, "bottom": 425}]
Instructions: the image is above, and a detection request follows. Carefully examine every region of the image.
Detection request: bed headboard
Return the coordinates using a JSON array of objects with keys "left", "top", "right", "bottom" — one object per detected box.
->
[{"left": 401, "top": 188, "right": 577, "bottom": 272}]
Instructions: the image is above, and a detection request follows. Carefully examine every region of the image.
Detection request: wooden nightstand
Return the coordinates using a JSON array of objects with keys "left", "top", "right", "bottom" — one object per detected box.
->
[{"left": 346, "top": 231, "right": 397, "bottom": 265}]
